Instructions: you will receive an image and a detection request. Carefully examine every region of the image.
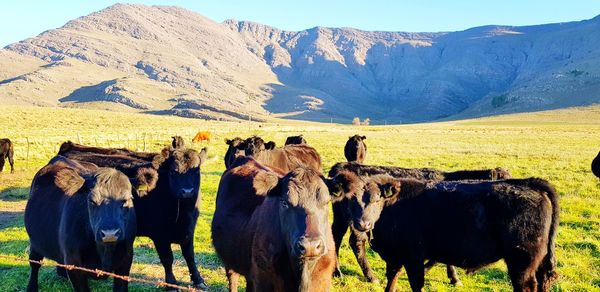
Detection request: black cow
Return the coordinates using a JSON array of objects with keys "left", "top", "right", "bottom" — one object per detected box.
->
[
  {"left": 592, "top": 151, "right": 600, "bottom": 179},
  {"left": 329, "top": 162, "right": 511, "bottom": 284},
  {"left": 0, "top": 138, "right": 15, "bottom": 173},
  {"left": 329, "top": 172, "right": 559, "bottom": 292},
  {"left": 264, "top": 141, "right": 277, "bottom": 150},
  {"left": 224, "top": 137, "right": 245, "bottom": 169},
  {"left": 25, "top": 156, "right": 138, "bottom": 291},
  {"left": 285, "top": 135, "right": 307, "bottom": 145},
  {"left": 344, "top": 135, "right": 367, "bottom": 163},
  {"left": 59, "top": 142, "right": 209, "bottom": 290}
]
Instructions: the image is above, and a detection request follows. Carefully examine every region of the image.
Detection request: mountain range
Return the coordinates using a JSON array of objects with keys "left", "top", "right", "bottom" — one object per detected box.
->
[{"left": 2, "top": 4, "right": 600, "bottom": 123}]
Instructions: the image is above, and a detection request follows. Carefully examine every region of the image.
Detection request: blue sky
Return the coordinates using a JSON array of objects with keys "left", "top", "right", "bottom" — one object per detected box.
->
[{"left": 1, "top": 0, "right": 599, "bottom": 47}]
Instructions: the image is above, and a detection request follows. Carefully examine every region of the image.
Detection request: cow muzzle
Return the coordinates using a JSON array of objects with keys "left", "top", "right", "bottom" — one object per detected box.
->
[
  {"left": 294, "top": 236, "right": 325, "bottom": 259},
  {"left": 354, "top": 220, "right": 373, "bottom": 232},
  {"left": 100, "top": 229, "right": 121, "bottom": 243},
  {"left": 178, "top": 188, "right": 195, "bottom": 198}
]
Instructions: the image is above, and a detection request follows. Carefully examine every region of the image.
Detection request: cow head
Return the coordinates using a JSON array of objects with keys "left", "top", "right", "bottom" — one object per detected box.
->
[
  {"left": 328, "top": 171, "right": 408, "bottom": 232},
  {"left": 285, "top": 135, "right": 307, "bottom": 145},
  {"left": 254, "top": 167, "right": 343, "bottom": 265},
  {"left": 155, "top": 146, "right": 207, "bottom": 199},
  {"left": 55, "top": 167, "right": 135, "bottom": 271},
  {"left": 344, "top": 135, "right": 367, "bottom": 163},
  {"left": 224, "top": 137, "right": 245, "bottom": 169},
  {"left": 171, "top": 136, "right": 185, "bottom": 149},
  {"left": 264, "top": 141, "right": 277, "bottom": 150},
  {"left": 492, "top": 167, "right": 511, "bottom": 180},
  {"left": 243, "top": 136, "right": 266, "bottom": 156}
]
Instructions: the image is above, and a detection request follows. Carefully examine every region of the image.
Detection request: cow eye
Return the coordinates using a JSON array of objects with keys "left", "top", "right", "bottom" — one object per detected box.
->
[
  {"left": 280, "top": 200, "right": 289, "bottom": 209},
  {"left": 88, "top": 198, "right": 100, "bottom": 206}
]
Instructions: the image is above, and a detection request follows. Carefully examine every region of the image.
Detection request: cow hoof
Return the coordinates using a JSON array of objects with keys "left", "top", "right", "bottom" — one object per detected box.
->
[
  {"left": 194, "top": 282, "right": 208, "bottom": 290},
  {"left": 452, "top": 280, "right": 463, "bottom": 287},
  {"left": 333, "top": 269, "right": 343, "bottom": 278}
]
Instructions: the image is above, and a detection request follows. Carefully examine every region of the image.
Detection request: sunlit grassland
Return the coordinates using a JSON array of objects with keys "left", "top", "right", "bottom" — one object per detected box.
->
[{"left": 1, "top": 105, "right": 599, "bottom": 291}]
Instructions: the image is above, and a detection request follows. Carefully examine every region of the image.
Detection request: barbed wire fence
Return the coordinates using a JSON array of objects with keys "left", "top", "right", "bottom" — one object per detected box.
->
[{"left": 0, "top": 254, "right": 201, "bottom": 291}]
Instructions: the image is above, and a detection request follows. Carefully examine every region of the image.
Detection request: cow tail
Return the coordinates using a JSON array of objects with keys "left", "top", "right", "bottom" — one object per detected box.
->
[{"left": 529, "top": 178, "right": 559, "bottom": 290}]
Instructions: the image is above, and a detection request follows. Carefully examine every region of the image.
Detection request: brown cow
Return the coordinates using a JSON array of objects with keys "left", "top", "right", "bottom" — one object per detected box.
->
[
  {"left": 253, "top": 144, "right": 323, "bottom": 174},
  {"left": 223, "top": 136, "right": 322, "bottom": 173},
  {"left": 212, "top": 156, "right": 339, "bottom": 291},
  {"left": 344, "top": 135, "right": 367, "bottom": 163},
  {"left": 0, "top": 138, "right": 15, "bottom": 173},
  {"left": 192, "top": 131, "right": 211, "bottom": 143}
]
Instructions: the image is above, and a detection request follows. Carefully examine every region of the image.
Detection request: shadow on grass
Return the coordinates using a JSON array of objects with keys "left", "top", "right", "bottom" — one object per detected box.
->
[
  {"left": 0, "top": 187, "right": 29, "bottom": 201},
  {"left": 202, "top": 171, "right": 224, "bottom": 177},
  {"left": 0, "top": 210, "right": 24, "bottom": 230},
  {"left": 132, "top": 245, "right": 223, "bottom": 271}
]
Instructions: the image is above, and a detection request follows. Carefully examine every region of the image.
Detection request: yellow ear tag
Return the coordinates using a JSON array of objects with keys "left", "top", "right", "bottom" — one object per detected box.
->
[{"left": 137, "top": 185, "right": 149, "bottom": 192}]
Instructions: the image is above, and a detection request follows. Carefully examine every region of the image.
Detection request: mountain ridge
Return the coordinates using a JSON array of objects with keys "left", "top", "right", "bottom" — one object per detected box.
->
[{"left": 2, "top": 3, "right": 600, "bottom": 123}]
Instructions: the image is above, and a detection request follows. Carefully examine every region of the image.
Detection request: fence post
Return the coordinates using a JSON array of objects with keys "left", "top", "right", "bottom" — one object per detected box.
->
[{"left": 143, "top": 133, "right": 146, "bottom": 151}]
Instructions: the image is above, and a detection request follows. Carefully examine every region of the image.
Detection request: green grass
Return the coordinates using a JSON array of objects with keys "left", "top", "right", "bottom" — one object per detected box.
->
[{"left": 1, "top": 105, "right": 599, "bottom": 291}]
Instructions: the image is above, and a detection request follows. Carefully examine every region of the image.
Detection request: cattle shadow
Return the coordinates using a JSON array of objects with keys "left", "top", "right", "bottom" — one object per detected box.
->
[
  {"left": 0, "top": 187, "right": 29, "bottom": 201},
  {"left": 0, "top": 210, "right": 24, "bottom": 230},
  {"left": 202, "top": 171, "right": 225, "bottom": 177},
  {"left": 132, "top": 246, "right": 223, "bottom": 272}
]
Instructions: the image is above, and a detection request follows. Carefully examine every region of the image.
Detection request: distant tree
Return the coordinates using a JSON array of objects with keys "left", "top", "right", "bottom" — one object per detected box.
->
[
  {"left": 362, "top": 118, "right": 371, "bottom": 126},
  {"left": 352, "top": 117, "right": 361, "bottom": 125}
]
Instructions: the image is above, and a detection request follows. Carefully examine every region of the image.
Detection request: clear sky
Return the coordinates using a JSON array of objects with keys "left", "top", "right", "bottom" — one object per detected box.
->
[{"left": 1, "top": 0, "right": 599, "bottom": 47}]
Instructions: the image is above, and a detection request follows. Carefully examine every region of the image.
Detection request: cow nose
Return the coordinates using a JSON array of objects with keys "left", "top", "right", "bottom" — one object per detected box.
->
[
  {"left": 295, "top": 237, "right": 325, "bottom": 258},
  {"left": 100, "top": 229, "right": 121, "bottom": 243},
  {"left": 358, "top": 220, "right": 373, "bottom": 231},
  {"left": 179, "top": 188, "right": 195, "bottom": 198}
]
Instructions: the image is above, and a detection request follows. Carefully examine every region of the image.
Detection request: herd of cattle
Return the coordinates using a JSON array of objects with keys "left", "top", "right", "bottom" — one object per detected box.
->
[{"left": 0, "top": 134, "right": 595, "bottom": 291}]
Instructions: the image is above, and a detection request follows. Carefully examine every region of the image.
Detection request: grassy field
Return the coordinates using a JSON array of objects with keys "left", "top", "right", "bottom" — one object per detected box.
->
[{"left": 0, "top": 105, "right": 599, "bottom": 291}]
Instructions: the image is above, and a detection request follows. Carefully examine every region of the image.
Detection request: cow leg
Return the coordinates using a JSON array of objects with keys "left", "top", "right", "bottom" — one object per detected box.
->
[
  {"left": 153, "top": 239, "right": 178, "bottom": 290},
  {"left": 56, "top": 266, "right": 68, "bottom": 278},
  {"left": 0, "top": 153, "right": 5, "bottom": 173},
  {"left": 112, "top": 253, "right": 133, "bottom": 292},
  {"left": 67, "top": 270, "right": 91, "bottom": 292},
  {"left": 331, "top": 206, "right": 349, "bottom": 277},
  {"left": 404, "top": 260, "right": 425, "bottom": 292},
  {"left": 349, "top": 230, "right": 378, "bottom": 283},
  {"left": 384, "top": 263, "right": 402, "bottom": 292},
  {"left": 446, "top": 265, "right": 462, "bottom": 286},
  {"left": 26, "top": 249, "right": 43, "bottom": 292},
  {"left": 226, "top": 268, "right": 239, "bottom": 292},
  {"left": 180, "top": 239, "right": 207, "bottom": 290},
  {"left": 506, "top": 252, "right": 540, "bottom": 292},
  {"left": 8, "top": 149, "right": 14, "bottom": 173}
]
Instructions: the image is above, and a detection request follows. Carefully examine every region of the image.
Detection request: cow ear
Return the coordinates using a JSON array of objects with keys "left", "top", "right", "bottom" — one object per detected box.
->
[
  {"left": 361, "top": 136, "right": 367, "bottom": 140},
  {"left": 133, "top": 167, "right": 158, "bottom": 197},
  {"left": 199, "top": 147, "right": 208, "bottom": 165},
  {"left": 253, "top": 171, "right": 280, "bottom": 196},
  {"left": 55, "top": 168, "right": 86, "bottom": 196},
  {"left": 324, "top": 178, "right": 345, "bottom": 201},
  {"left": 380, "top": 180, "right": 401, "bottom": 199},
  {"left": 225, "top": 138, "right": 232, "bottom": 145},
  {"left": 265, "top": 141, "right": 276, "bottom": 150}
]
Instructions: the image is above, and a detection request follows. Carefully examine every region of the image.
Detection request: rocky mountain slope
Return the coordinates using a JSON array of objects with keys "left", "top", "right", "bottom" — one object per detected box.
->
[{"left": 2, "top": 4, "right": 600, "bottom": 123}]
